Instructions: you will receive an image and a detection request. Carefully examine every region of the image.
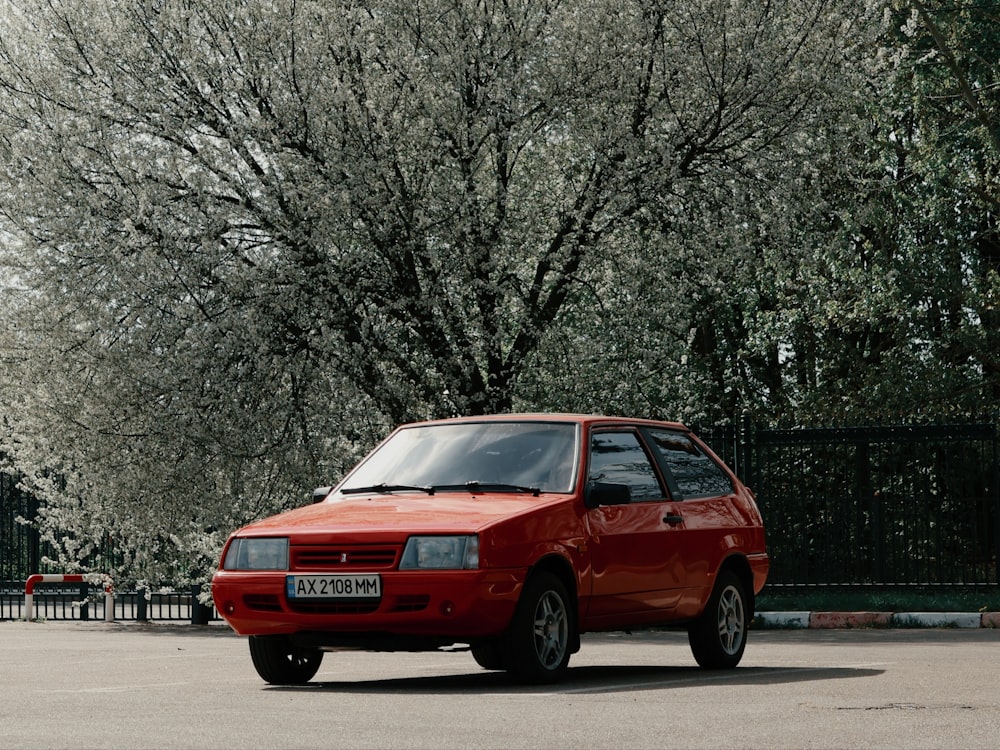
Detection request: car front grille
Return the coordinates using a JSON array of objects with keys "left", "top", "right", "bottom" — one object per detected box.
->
[
  {"left": 287, "top": 599, "right": 381, "bottom": 615},
  {"left": 388, "top": 594, "right": 430, "bottom": 613},
  {"left": 290, "top": 545, "right": 400, "bottom": 571},
  {"left": 284, "top": 594, "right": 430, "bottom": 616},
  {"left": 243, "top": 594, "right": 282, "bottom": 612}
]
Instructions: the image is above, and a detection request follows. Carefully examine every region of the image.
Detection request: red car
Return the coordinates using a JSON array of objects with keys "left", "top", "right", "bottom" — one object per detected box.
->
[{"left": 212, "top": 414, "right": 769, "bottom": 684}]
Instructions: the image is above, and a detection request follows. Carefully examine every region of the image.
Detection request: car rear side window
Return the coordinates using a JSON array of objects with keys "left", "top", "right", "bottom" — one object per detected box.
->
[
  {"left": 588, "top": 430, "right": 664, "bottom": 502},
  {"left": 648, "top": 430, "right": 733, "bottom": 499}
]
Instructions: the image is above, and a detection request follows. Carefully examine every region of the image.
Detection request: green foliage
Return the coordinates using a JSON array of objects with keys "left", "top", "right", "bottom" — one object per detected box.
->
[{"left": 779, "top": 0, "right": 1000, "bottom": 421}]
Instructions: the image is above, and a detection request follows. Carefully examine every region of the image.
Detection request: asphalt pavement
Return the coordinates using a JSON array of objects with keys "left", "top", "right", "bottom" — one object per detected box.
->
[{"left": 2, "top": 620, "right": 998, "bottom": 750}]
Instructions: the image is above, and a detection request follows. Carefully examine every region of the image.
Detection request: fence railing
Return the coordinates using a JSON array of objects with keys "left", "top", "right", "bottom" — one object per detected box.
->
[
  {"left": 696, "top": 420, "right": 999, "bottom": 589},
  {"left": 1, "top": 580, "right": 218, "bottom": 623}
]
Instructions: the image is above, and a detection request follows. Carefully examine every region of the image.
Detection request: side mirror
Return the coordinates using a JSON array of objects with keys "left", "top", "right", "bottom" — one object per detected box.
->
[
  {"left": 312, "top": 486, "right": 332, "bottom": 504},
  {"left": 584, "top": 481, "right": 631, "bottom": 509}
]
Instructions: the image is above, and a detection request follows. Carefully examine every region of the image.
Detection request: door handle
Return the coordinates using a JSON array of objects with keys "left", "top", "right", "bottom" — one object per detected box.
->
[{"left": 663, "top": 514, "right": 684, "bottom": 526}]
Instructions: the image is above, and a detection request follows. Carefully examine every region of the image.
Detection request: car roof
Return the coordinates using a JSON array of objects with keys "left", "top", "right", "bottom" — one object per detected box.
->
[{"left": 400, "top": 413, "right": 690, "bottom": 431}]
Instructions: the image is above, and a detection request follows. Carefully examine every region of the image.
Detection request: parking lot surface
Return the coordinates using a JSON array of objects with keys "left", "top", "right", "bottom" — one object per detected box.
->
[{"left": 1, "top": 621, "right": 997, "bottom": 749}]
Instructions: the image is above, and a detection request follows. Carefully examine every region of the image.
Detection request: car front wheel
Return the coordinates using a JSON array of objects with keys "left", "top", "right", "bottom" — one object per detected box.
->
[
  {"left": 688, "top": 569, "right": 749, "bottom": 669},
  {"left": 248, "top": 635, "right": 323, "bottom": 685},
  {"left": 471, "top": 641, "right": 506, "bottom": 671},
  {"left": 505, "top": 571, "right": 573, "bottom": 684}
]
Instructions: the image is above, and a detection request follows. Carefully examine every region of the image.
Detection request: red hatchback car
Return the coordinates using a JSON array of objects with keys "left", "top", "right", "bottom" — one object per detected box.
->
[{"left": 212, "top": 414, "right": 769, "bottom": 684}]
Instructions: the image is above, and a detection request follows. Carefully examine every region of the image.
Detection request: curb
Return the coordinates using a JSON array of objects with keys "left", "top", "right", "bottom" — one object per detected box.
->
[{"left": 754, "top": 611, "right": 1000, "bottom": 629}]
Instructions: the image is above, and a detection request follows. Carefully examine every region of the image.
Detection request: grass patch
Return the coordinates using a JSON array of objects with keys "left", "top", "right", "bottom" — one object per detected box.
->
[{"left": 756, "top": 586, "right": 1000, "bottom": 613}]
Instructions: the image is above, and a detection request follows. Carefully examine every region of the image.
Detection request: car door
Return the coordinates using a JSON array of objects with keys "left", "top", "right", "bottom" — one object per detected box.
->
[
  {"left": 643, "top": 428, "right": 745, "bottom": 617},
  {"left": 583, "top": 427, "right": 688, "bottom": 627}
]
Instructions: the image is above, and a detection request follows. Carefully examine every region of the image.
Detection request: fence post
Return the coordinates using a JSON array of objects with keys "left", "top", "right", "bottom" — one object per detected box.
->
[
  {"left": 78, "top": 583, "right": 89, "bottom": 621},
  {"left": 190, "top": 584, "right": 211, "bottom": 625},
  {"left": 103, "top": 580, "right": 114, "bottom": 623},
  {"left": 740, "top": 412, "right": 754, "bottom": 488},
  {"left": 856, "top": 438, "right": 881, "bottom": 583},
  {"left": 27, "top": 494, "right": 41, "bottom": 581},
  {"left": 993, "top": 423, "right": 1000, "bottom": 586},
  {"left": 991, "top": 424, "right": 1000, "bottom": 586},
  {"left": 136, "top": 587, "right": 148, "bottom": 622}
]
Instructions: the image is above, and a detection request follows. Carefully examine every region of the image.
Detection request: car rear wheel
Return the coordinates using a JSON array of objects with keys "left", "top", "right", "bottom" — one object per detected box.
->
[
  {"left": 504, "top": 571, "right": 573, "bottom": 684},
  {"left": 248, "top": 635, "right": 323, "bottom": 685},
  {"left": 688, "top": 569, "right": 749, "bottom": 669}
]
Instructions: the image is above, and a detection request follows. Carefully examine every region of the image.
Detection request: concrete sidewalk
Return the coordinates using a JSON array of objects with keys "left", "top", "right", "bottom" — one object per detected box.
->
[{"left": 755, "top": 610, "right": 1000, "bottom": 629}]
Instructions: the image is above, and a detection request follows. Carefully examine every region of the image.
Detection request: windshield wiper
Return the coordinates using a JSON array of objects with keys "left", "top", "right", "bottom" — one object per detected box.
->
[
  {"left": 340, "top": 483, "right": 435, "bottom": 495},
  {"left": 435, "top": 481, "right": 540, "bottom": 497}
]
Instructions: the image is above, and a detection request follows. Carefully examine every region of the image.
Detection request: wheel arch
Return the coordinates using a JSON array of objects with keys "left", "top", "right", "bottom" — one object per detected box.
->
[
  {"left": 527, "top": 552, "right": 581, "bottom": 653},
  {"left": 716, "top": 554, "right": 756, "bottom": 619}
]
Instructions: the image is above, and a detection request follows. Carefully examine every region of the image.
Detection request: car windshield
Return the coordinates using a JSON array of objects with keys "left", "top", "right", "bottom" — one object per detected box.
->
[{"left": 340, "top": 421, "right": 579, "bottom": 494}]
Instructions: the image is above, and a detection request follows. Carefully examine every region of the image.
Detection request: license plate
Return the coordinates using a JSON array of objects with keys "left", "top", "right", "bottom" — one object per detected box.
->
[{"left": 286, "top": 574, "right": 382, "bottom": 599}]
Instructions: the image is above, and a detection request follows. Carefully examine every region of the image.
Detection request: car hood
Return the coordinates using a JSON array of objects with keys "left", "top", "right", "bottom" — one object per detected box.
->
[{"left": 234, "top": 491, "right": 568, "bottom": 542}]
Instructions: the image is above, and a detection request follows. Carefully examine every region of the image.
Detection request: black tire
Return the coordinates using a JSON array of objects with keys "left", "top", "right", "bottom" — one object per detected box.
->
[
  {"left": 688, "top": 569, "right": 750, "bottom": 669},
  {"left": 504, "top": 571, "right": 573, "bottom": 684},
  {"left": 471, "top": 641, "right": 506, "bottom": 671},
  {"left": 248, "top": 635, "right": 323, "bottom": 685}
]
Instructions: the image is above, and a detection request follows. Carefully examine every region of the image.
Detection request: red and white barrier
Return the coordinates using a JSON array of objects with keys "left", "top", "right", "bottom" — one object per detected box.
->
[{"left": 24, "top": 574, "right": 114, "bottom": 622}]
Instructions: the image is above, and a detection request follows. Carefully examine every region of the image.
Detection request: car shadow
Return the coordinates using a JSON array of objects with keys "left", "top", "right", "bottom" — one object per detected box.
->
[{"left": 266, "top": 663, "right": 884, "bottom": 695}]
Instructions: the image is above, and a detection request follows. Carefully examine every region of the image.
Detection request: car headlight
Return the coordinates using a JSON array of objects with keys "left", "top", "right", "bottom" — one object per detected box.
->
[
  {"left": 222, "top": 537, "right": 289, "bottom": 571},
  {"left": 400, "top": 535, "right": 479, "bottom": 570}
]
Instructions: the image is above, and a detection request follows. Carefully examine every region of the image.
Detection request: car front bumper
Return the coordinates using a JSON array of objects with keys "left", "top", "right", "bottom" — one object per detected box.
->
[{"left": 211, "top": 568, "right": 526, "bottom": 642}]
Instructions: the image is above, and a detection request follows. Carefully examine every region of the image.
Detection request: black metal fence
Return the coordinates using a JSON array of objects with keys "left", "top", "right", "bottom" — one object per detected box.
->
[
  {"left": 696, "top": 420, "right": 999, "bottom": 589},
  {"left": 1, "top": 580, "right": 217, "bottom": 622},
  {"left": 2, "top": 474, "right": 217, "bottom": 621},
  {"left": 0, "top": 472, "right": 39, "bottom": 583},
  {"left": 2, "top": 419, "right": 998, "bottom": 620}
]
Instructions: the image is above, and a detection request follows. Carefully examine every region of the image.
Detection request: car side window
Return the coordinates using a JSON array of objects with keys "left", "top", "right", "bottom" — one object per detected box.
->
[
  {"left": 648, "top": 430, "right": 733, "bottom": 498},
  {"left": 588, "top": 430, "right": 664, "bottom": 502}
]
